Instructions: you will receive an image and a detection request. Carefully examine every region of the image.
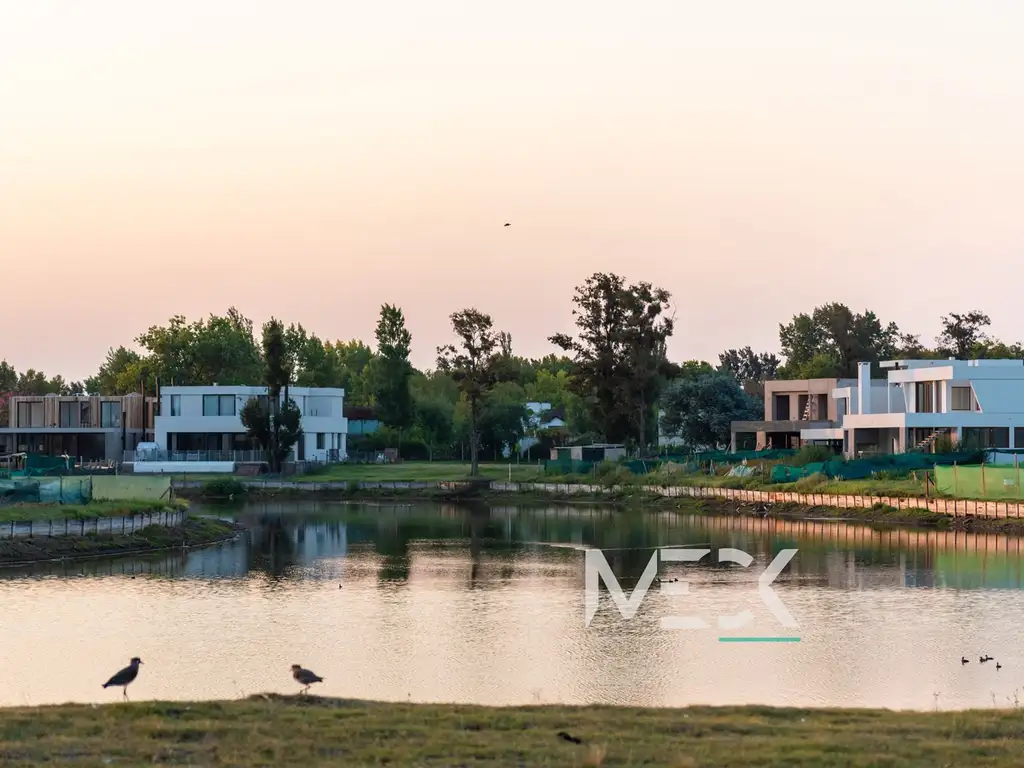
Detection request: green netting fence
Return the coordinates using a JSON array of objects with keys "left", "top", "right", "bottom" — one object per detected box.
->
[
  {"left": 934, "top": 464, "right": 1024, "bottom": 499},
  {"left": 0, "top": 477, "right": 92, "bottom": 504},
  {"left": 770, "top": 451, "right": 984, "bottom": 484}
]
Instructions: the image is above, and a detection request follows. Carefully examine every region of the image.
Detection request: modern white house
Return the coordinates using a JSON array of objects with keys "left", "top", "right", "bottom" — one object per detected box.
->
[
  {"left": 801, "top": 359, "right": 1024, "bottom": 457},
  {"left": 138, "top": 385, "right": 347, "bottom": 473},
  {"left": 511, "top": 402, "right": 568, "bottom": 457}
]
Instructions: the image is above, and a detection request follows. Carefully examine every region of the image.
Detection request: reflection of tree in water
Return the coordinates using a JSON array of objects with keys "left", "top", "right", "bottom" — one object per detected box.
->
[
  {"left": 375, "top": 518, "right": 411, "bottom": 583},
  {"left": 247, "top": 515, "right": 299, "bottom": 579}
]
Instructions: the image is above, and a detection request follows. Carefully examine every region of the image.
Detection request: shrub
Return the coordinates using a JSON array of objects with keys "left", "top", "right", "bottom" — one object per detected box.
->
[
  {"left": 202, "top": 478, "right": 247, "bottom": 498},
  {"left": 593, "top": 461, "right": 636, "bottom": 488},
  {"left": 790, "top": 445, "right": 836, "bottom": 466},
  {"left": 933, "top": 435, "right": 956, "bottom": 454}
]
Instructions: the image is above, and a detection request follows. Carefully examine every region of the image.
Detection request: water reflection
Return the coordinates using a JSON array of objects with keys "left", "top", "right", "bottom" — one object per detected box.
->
[{"left": 2, "top": 501, "right": 1024, "bottom": 710}]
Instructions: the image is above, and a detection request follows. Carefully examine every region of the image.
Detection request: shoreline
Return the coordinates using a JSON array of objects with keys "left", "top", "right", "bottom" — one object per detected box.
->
[
  {"left": 0, "top": 517, "right": 244, "bottom": 567},
  {"left": 175, "top": 482, "right": 1024, "bottom": 536},
  {"left": 0, "top": 695, "right": 1021, "bottom": 766}
]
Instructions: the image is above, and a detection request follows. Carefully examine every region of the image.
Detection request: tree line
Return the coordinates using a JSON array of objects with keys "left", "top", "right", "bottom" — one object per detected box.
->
[{"left": 0, "top": 283, "right": 1015, "bottom": 467}]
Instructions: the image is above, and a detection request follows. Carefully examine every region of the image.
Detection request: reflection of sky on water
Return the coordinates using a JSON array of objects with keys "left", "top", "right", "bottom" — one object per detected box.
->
[{"left": 1, "top": 501, "right": 1023, "bottom": 710}]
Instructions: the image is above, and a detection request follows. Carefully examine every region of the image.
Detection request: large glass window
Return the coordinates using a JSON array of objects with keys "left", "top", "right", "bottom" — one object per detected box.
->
[{"left": 203, "top": 395, "right": 235, "bottom": 416}]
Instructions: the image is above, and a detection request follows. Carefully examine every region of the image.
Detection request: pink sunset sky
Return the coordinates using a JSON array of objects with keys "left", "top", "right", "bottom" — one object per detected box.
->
[{"left": 4, "top": 1, "right": 1024, "bottom": 381}]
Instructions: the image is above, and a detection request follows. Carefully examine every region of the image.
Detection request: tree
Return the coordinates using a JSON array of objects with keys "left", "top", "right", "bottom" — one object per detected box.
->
[
  {"left": 937, "top": 311, "right": 991, "bottom": 359},
  {"left": 550, "top": 273, "right": 674, "bottom": 449},
  {"left": 372, "top": 304, "right": 414, "bottom": 430},
  {"left": 412, "top": 394, "right": 454, "bottom": 461},
  {"left": 84, "top": 346, "right": 143, "bottom": 394},
  {"left": 778, "top": 303, "right": 900, "bottom": 378},
  {"left": 660, "top": 373, "right": 760, "bottom": 450},
  {"left": 478, "top": 382, "right": 529, "bottom": 459},
  {"left": 717, "top": 347, "right": 780, "bottom": 386},
  {"left": 133, "top": 307, "right": 262, "bottom": 386},
  {"left": 436, "top": 309, "right": 506, "bottom": 476},
  {"left": 241, "top": 318, "right": 300, "bottom": 473}
]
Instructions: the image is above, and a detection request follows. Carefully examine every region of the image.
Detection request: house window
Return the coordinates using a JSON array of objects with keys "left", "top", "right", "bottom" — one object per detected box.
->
[
  {"left": 170, "top": 395, "right": 181, "bottom": 416},
  {"left": 316, "top": 433, "right": 325, "bottom": 450},
  {"left": 914, "top": 382, "right": 935, "bottom": 413},
  {"left": 80, "top": 402, "right": 91, "bottom": 426},
  {"left": 59, "top": 401, "right": 78, "bottom": 428},
  {"left": 773, "top": 394, "right": 790, "bottom": 420},
  {"left": 202, "top": 394, "right": 235, "bottom": 416},
  {"left": 951, "top": 386, "right": 972, "bottom": 411},
  {"left": 100, "top": 402, "right": 121, "bottom": 428}
]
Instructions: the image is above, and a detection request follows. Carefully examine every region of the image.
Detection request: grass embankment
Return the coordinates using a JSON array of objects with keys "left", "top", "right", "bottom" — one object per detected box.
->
[
  {"left": 294, "top": 461, "right": 546, "bottom": 483},
  {"left": 0, "top": 499, "right": 189, "bottom": 523},
  {"left": 1, "top": 696, "right": 1023, "bottom": 767},
  {"left": 0, "top": 517, "right": 239, "bottom": 565}
]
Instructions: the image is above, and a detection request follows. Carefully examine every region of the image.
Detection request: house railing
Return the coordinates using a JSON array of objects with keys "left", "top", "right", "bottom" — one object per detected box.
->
[{"left": 123, "top": 449, "right": 266, "bottom": 463}]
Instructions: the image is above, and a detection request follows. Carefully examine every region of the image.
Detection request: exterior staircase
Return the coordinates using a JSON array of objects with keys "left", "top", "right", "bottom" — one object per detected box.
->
[
  {"left": 915, "top": 430, "right": 943, "bottom": 452},
  {"left": 802, "top": 398, "right": 812, "bottom": 421}
]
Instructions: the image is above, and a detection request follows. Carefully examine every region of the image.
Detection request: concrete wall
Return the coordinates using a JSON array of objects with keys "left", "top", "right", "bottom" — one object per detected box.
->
[
  {"left": 763, "top": 379, "right": 839, "bottom": 421},
  {"left": 133, "top": 461, "right": 235, "bottom": 474}
]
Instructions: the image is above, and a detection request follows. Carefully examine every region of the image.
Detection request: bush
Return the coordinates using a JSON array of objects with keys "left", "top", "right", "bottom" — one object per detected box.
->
[
  {"left": 593, "top": 461, "right": 636, "bottom": 488},
  {"left": 202, "top": 478, "right": 247, "bottom": 498},
  {"left": 791, "top": 445, "right": 836, "bottom": 466},
  {"left": 933, "top": 435, "right": 956, "bottom": 454}
]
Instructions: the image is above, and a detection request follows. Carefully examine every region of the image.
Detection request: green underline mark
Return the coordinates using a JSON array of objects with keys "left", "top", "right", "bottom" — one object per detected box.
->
[{"left": 718, "top": 637, "right": 802, "bottom": 643}]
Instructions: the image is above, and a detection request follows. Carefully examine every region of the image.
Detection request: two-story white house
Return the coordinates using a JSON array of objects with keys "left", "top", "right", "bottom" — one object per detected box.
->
[
  {"left": 151, "top": 385, "right": 347, "bottom": 469},
  {"left": 808, "top": 359, "right": 1024, "bottom": 457}
]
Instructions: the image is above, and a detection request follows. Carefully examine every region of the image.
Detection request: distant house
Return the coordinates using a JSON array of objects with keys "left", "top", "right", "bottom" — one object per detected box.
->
[
  {"left": 514, "top": 402, "right": 569, "bottom": 456},
  {"left": 0, "top": 393, "right": 156, "bottom": 462},
  {"left": 345, "top": 406, "right": 380, "bottom": 436}
]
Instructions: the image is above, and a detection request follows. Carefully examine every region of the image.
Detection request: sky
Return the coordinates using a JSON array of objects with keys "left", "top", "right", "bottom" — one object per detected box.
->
[{"left": 4, "top": 0, "right": 1024, "bottom": 381}]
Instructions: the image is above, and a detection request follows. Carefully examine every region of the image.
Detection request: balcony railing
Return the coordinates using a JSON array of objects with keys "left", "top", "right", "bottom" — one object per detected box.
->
[{"left": 123, "top": 449, "right": 266, "bottom": 464}]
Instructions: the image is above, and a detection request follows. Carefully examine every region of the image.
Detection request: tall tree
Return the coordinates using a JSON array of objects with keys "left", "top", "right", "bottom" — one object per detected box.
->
[
  {"left": 778, "top": 303, "right": 900, "bottom": 378},
  {"left": 937, "top": 311, "right": 991, "bottom": 359},
  {"left": 436, "top": 309, "right": 505, "bottom": 476},
  {"left": 372, "top": 304, "right": 414, "bottom": 430},
  {"left": 660, "top": 373, "right": 759, "bottom": 450},
  {"left": 550, "top": 273, "right": 674, "bottom": 448},
  {"left": 717, "top": 347, "right": 781, "bottom": 387},
  {"left": 84, "top": 346, "right": 143, "bottom": 394},
  {"left": 241, "top": 318, "right": 299, "bottom": 473}
]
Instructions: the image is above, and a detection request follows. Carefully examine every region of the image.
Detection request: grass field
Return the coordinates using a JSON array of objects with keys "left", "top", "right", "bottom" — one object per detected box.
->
[
  {"left": 0, "top": 499, "right": 188, "bottom": 523},
  {"left": 293, "top": 461, "right": 547, "bottom": 483},
  {"left": 1, "top": 696, "right": 1023, "bottom": 766}
]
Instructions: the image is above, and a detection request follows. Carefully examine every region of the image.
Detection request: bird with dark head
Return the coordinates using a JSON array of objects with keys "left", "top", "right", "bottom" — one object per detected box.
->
[
  {"left": 102, "top": 657, "right": 143, "bottom": 700},
  {"left": 291, "top": 664, "right": 324, "bottom": 694}
]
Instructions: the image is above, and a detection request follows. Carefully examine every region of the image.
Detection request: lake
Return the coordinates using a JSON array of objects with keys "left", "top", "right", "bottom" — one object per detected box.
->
[{"left": 1, "top": 500, "right": 1022, "bottom": 711}]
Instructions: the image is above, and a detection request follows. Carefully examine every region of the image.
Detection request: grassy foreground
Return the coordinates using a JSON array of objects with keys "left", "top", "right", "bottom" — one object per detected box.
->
[{"left": 1, "top": 696, "right": 1023, "bottom": 767}]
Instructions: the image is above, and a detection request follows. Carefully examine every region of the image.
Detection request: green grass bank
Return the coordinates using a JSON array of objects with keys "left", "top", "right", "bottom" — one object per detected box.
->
[{"left": 1, "top": 696, "right": 1022, "bottom": 766}]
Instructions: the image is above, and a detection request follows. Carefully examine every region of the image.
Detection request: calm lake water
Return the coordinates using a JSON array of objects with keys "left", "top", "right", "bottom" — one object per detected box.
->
[{"left": 2, "top": 501, "right": 1023, "bottom": 711}]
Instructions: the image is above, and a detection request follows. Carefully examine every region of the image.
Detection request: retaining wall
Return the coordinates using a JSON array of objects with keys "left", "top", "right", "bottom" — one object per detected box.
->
[{"left": 0, "top": 509, "right": 186, "bottom": 540}]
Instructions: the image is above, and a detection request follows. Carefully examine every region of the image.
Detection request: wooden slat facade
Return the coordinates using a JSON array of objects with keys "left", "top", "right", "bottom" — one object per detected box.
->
[{"left": 5, "top": 394, "right": 157, "bottom": 430}]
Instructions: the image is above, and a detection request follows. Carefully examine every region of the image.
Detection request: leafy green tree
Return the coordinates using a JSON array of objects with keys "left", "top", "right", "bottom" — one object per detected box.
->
[
  {"left": 436, "top": 308, "right": 506, "bottom": 476},
  {"left": 660, "top": 373, "right": 759, "bottom": 449},
  {"left": 551, "top": 273, "right": 674, "bottom": 448},
  {"left": 241, "top": 318, "right": 300, "bottom": 472},
  {"left": 717, "top": 347, "right": 780, "bottom": 387},
  {"left": 478, "top": 382, "right": 529, "bottom": 459},
  {"left": 937, "top": 311, "right": 991, "bottom": 359},
  {"left": 778, "top": 303, "right": 900, "bottom": 378},
  {"left": 412, "top": 394, "right": 454, "bottom": 461},
  {"left": 372, "top": 304, "right": 414, "bottom": 430},
  {"left": 84, "top": 346, "right": 143, "bottom": 394}
]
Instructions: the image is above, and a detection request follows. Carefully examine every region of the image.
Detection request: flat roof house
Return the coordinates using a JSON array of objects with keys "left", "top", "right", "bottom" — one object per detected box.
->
[
  {"left": 150, "top": 385, "right": 348, "bottom": 471},
  {"left": 730, "top": 377, "right": 856, "bottom": 452},
  {"left": 836, "top": 359, "right": 1024, "bottom": 457},
  {"left": 0, "top": 393, "right": 156, "bottom": 463}
]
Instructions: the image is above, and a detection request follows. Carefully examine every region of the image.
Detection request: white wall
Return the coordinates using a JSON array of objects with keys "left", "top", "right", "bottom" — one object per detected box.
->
[{"left": 155, "top": 385, "right": 348, "bottom": 460}]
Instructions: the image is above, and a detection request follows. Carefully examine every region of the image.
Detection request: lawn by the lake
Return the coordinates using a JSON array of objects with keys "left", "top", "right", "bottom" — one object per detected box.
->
[
  {"left": 292, "top": 461, "right": 547, "bottom": 483},
  {"left": 0, "top": 696, "right": 1022, "bottom": 767}
]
